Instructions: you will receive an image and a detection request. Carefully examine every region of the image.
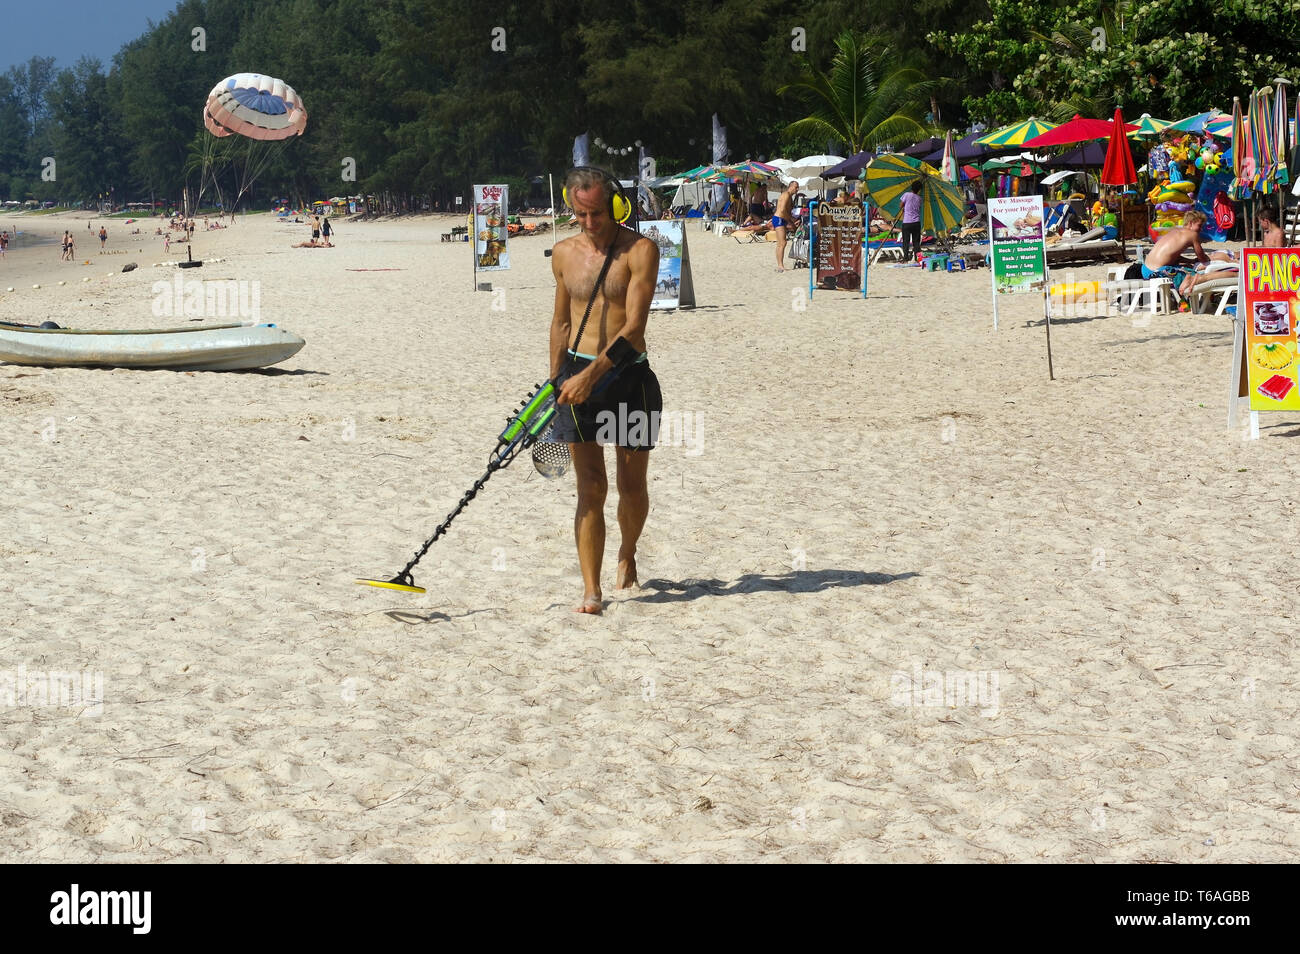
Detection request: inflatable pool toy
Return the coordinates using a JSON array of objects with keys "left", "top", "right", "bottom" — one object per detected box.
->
[{"left": 1049, "top": 280, "right": 1103, "bottom": 302}]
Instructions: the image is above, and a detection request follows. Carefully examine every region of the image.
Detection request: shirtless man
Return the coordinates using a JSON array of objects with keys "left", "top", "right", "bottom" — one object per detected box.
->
[
  {"left": 773, "top": 179, "right": 798, "bottom": 272},
  {"left": 1143, "top": 210, "right": 1210, "bottom": 288},
  {"left": 550, "top": 167, "right": 662, "bottom": 614},
  {"left": 1178, "top": 207, "right": 1284, "bottom": 298}
]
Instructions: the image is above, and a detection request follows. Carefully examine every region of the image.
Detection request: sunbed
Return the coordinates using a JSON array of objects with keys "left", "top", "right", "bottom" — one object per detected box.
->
[{"left": 1189, "top": 276, "right": 1239, "bottom": 315}]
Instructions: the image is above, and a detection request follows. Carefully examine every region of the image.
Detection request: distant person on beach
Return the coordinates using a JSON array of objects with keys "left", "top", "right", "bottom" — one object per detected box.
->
[
  {"left": 321, "top": 216, "right": 332, "bottom": 246},
  {"left": 61, "top": 232, "right": 73, "bottom": 262},
  {"left": 1143, "top": 210, "right": 1210, "bottom": 285},
  {"left": 773, "top": 180, "right": 798, "bottom": 272},
  {"left": 98, "top": 226, "right": 107, "bottom": 253},
  {"left": 292, "top": 239, "right": 324, "bottom": 248},
  {"left": 0, "top": 231, "right": 7, "bottom": 258},
  {"left": 311, "top": 214, "right": 321, "bottom": 244},
  {"left": 550, "top": 166, "right": 661, "bottom": 615},
  {"left": 899, "top": 180, "right": 923, "bottom": 259}
]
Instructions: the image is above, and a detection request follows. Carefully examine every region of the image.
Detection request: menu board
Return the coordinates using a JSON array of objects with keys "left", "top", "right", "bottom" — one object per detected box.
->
[
  {"left": 472, "top": 183, "right": 509, "bottom": 270},
  {"left": 1239, "top": 248, "right": 1300, "bottom": 411},
  {"left": 637, "top": 219, "right": 695, "bottom": 309},
  {"left": 814, "top": 204, "right": 864, "bottom": 290},
  {"left": 988, "top": 195, "right": 1046, "bottom": 294}
]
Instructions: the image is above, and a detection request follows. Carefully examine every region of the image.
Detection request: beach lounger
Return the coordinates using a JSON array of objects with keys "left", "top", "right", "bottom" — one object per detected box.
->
[
  {"left": 1189, "top": 276, "right": 1239, "bottom": 316},
  {"left": 1104, "top": 277, "right": 1175, "bottom": 315},
  {"left": 1044, "top": 239, "right": 1124, "bottom": 266}
]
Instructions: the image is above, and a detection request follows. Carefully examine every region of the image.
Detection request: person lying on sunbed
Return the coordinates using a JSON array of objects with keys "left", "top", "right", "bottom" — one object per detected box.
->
[
  {"left": 734, "top": 214, "right": 772, "bottom": 236},
  {"left": 1178, "top": 207, "right": 1284, "bottom": 297}
]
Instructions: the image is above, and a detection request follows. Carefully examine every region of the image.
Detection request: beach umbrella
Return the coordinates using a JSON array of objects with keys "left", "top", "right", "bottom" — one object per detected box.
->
[
  {"left": 1127, "top": 113, "right": 1172, "bottom": 138},
  {"left": 1023, "top": 113, "right": 1138, "bottom": 147},
  {"left": 980, "top": 156, "right": 1043, "bottom": 174},
  {"left": 823, "top": 150, "right": 875, "bottom": 179},
  {"left": 1253, "top": 86, "right": 1277, "bottom": 193},
  {"left": 862, "top": 153, "right": 964, "bottom": 233},
  {"left": 921, "top": 129, "right": 998, "bottom": 165},
  {"left": 974, "top": 117, "right": 1058, "bottom": 147},
  {"left": 724, "top": 159, "right": 781, "bottom": 179},
  {"left": 1274, "top": 80, "right": 1290, "bottom": 187},
  {"left": 1168, "top": 109, "right": 1222, "bottom": 134},
  {"left": 786, "top": 155, "right": 845, "bottom": 180},
  {"left": 1102, "top": 108, "right": 1138, "bottom": 186},
  {"left": 940, "top": 130, "right": 958, "bottom": 185},
  {"left": 1042, "top": 142, "right": 1108, "bottom": 167},
  {"left": 1230, "top": 95, "right": 1247, "bottom": 199},
  {"left": 1204, "top": 113, "right": 1234, "bottom": 139},
  {"left": 900, "top": 136, "right": 945, "bottom": 157},
  {"left": 1102, "top": 107, "right": 1138, "bottom": 254}
]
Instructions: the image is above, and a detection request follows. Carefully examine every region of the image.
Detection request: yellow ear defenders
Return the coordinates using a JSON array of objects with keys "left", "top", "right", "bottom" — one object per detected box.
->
[{"left": 562, "top": 166, "right": 632, "bottom": 223}]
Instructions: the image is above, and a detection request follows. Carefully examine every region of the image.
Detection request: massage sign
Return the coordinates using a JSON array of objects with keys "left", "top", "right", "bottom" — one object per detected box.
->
[
  {"left": 472, "top": 184, "right": 509, "bottom": 271},
  {"left": 1234, "top": 248, "right": 1300, "bottom": 412},
  {"left": 814, "top": 204, "right": 864, "bottom": 291}
]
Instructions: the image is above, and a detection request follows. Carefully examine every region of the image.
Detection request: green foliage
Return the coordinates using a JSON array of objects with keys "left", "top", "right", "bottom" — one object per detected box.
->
[
  {"left": 932, "top": 0, "right": 1300, "bottom": 125},
  {"left": 779, "top": 31, "right": 936, "bottom": 154},
  {"left": 1, "top": 0, "right": 1295, "bottom": 204}
]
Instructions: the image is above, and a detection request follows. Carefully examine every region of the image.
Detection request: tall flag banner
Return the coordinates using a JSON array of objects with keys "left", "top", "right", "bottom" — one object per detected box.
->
[
  {"left": 472, "top": 184, "right": 509, "bottom": 271},
  {"left": 573, "top": 133, "right": 590, "bottom": 169}
]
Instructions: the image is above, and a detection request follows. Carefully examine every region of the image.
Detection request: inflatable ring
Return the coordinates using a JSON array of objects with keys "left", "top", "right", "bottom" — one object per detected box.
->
[
  {"left": 1168, "top": 180, "right": 1196, "bottom": 192},
  {"left": 1156, "top": 201, "right": 1195, "bottom": 213}
]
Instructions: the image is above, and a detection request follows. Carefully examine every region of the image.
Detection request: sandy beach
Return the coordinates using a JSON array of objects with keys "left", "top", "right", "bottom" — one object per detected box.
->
[{"left": 1, "top": 210, "right": 1297, "bottom": 863}]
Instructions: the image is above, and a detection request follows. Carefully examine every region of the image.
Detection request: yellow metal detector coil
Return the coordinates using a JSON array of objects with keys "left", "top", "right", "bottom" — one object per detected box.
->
[{"left": 354, "top": 578, "right": 427, "bottom": 593}]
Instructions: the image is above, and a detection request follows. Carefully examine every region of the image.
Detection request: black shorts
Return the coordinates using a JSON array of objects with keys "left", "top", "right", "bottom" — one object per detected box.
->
[{"left": 548, "top": 356, "right": 663, "bottom": 450}]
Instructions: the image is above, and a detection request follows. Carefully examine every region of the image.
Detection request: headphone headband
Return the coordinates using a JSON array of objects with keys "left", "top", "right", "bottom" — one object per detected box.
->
[{"left": 563, "top": 166, "right": 632, "bottom": 223}]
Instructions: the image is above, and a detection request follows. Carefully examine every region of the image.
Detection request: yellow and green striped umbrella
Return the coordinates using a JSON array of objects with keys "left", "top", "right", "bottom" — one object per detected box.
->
[
  {"left": 1127, "top": 113, "right": 1172, "bottom": 138},
  {"left": 863, "top": 153, "right": 965, "bottom": 233},
  {"left": 974, "top": 117, "right": 1059, "bottom": 148}
]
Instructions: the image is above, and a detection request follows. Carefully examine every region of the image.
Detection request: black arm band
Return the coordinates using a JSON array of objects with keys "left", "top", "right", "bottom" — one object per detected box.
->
[{"left": 605, "top": 336, "right": 638, "bottom": 369}]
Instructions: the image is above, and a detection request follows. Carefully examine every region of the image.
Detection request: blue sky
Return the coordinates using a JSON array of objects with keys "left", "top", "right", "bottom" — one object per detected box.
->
[{"left": 2, "top": 0, "right": 182, "bottom": 74}]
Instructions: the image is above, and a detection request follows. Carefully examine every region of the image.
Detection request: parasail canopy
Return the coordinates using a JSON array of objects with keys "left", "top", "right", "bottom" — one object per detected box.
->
[{"left": 204, "top": 73, "right": 307, "bottom": 141}]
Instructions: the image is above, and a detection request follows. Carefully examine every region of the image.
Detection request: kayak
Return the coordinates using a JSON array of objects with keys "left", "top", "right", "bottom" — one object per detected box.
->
[{"left": 0, "top": 322, "right": 305, "bottom": 371}]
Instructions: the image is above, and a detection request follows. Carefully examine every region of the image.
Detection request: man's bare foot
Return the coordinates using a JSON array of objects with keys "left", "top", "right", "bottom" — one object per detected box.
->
[
  {"left": 616, "top": 556, "right": 639, "bottom": 590},
  {"left": 774, "top": 266, "right": 786, "bottom": 273},
  {"left": 574, "top": 593, "right": 603, "bottom": 614}
]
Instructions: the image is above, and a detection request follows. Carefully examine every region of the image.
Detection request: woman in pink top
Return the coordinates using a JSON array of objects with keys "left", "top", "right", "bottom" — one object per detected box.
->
[{"left": 899, "top": 180, "right": 922, "bottom": 259}]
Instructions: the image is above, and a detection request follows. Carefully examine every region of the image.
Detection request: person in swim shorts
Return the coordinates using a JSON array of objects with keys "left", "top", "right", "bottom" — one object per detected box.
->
[
  {"left": 773, "top": 179, "right": 798, "bottom": 272},
  {"left": 1142, "top": 209, "right": 1210, "bottom": 287},
  {"left": 550, "top": 166, "right": 662, "bottom": 615}
]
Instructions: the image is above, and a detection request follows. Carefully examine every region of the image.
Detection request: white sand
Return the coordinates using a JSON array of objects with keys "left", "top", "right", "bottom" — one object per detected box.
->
[{"left": 0, "top": 211, "right": 1296, "bottom": 862}]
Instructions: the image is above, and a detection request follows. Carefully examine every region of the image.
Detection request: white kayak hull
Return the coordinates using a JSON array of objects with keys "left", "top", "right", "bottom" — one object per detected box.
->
[{"left": 0, "top": 323, "right": 305, "bottom": 371}]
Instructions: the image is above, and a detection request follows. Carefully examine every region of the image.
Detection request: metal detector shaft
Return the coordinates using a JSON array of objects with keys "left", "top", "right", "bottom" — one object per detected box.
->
[{"left": 374, "top": 351, "right": 640, "bottom": 590}]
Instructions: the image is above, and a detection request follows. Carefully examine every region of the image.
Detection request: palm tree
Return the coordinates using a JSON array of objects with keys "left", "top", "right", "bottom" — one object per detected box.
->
[{"left": 779, "top": 31, "right": 937, "bottom": 155}]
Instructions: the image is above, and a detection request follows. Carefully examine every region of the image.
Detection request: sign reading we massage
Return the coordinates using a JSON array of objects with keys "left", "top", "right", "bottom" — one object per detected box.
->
[
  {"left": 988, "top": 195, "right": 1046, "bottom": 294},
  {"left": 1238, "top": 248, "right": 1300, "bottom": 411}
]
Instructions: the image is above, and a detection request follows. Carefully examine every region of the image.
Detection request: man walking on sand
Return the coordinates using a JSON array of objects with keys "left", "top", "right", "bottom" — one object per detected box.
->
[
  {"left": 550, "top": 167, "right": 662, "bottom": 615},
  {"left": 773, "top": 179, "right": 798, "bottom": 272}
]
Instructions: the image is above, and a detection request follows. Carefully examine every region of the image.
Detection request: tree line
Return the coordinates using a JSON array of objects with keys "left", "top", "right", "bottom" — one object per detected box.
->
[{"left": 0, "top": 0, "right": 1296, "bottom": 212}]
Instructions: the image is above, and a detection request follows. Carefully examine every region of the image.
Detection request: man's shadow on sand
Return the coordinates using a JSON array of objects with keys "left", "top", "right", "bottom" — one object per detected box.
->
[{"left": 628, "top": 568, "right": 918, "bottom": 604}]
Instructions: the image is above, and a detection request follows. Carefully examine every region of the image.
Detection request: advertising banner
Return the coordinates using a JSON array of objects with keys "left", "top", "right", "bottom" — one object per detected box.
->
[
  {"left": 637, "top": 219, "right": 695, "bottom": 309},
  {"left": 472, "top": 184, "right": 509, "bottom": 270},
  {"left": 814, "top": 204, "right": 865, "bottom": 291},
  {"left": 1238, "top": 248, "right": 1300, "bottom": 411},
  {"left": 989, "top": 195, "right": 1046, "bottom": 294}
]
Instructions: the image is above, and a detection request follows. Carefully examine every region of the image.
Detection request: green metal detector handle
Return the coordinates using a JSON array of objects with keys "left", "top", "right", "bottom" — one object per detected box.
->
[{"left": 499, "top": 379, "right": 557, "bottom": 445}]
